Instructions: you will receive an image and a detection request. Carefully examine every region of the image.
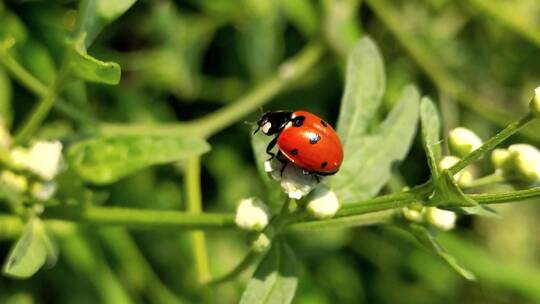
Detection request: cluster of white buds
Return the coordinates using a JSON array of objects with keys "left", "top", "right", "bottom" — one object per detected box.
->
[
  {"left": 491, "top": 144, "right": 540, "bottom": 183},
  {"left": 0, "top": 123, "right": 63, "bottom": 201},
  {"left": 402, "top": 204, "right": 457, "bottom": 231},
  {"left": 265, "top": 158, "right": 319, "bottom": 200}
]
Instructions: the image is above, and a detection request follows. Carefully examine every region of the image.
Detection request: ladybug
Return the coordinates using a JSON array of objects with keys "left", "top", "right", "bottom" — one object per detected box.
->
[{"left": 255, "top": 110, "right": 343, "bottom": 176}]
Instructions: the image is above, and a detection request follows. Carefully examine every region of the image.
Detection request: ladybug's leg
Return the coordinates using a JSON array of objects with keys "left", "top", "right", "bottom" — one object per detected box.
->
[
  {"left": 276, "top": 151, "right": 289, "bottom": 176},
  {"left": 265, "top": 136, "right": 278, "bottom": 161}
]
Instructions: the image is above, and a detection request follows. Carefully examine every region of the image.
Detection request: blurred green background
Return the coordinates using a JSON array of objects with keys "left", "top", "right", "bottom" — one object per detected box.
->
[{"left": 1, "top": 0, "right": 540, "bottom": 303}]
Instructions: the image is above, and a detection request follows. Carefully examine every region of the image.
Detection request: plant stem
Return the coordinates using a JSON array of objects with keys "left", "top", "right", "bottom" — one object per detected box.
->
[
  {"left": 100, "top": 43, "right": 325, "bottom": 138},
  {"left": 184, "top": 157, "right": 211, "bottom": 284},
  {"left": 471, "top": 187, "right": 540, "bottom": 204},
  {"left": 449, "top": 114, "right": 534, "bottom": 174},
  {"left": 40, "top": 205, "right": 235, "bottom": 230},
  {"left": 288, "top": 210, "right": 396, "bottom": 231}
]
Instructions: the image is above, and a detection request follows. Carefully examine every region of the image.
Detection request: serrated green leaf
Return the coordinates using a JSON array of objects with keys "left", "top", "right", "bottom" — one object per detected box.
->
[
  {"left": 3, "top": 218, "right": 46, "bottom": 279},
  {"left": 68, "top": 135, "right": 210, "bottom": 185},
  {"left": 0, "top": 68, "right": 12, "bottom": 127},
  {"left": 420, "top": 97, "right": 442, "bottom": 181},
  {"left": 69, "top": 34, "right": 121, "bottom": 85},
  {"left": 336, "top": 37, "right": 385, "bottom": 142},
  {"left": 409, "top": 224, "right": 476, "bottom": 281},
  {"left": 240, "top": 242, "right": 298, "bottom": 304},
  {"left": 332, "top": 85, "right": 420, "bottom": 203}
]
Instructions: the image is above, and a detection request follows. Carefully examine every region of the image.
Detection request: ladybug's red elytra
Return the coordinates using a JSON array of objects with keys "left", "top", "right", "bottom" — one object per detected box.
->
[{"left": 255, "top": 110, "right": 344, "bottom": 176}]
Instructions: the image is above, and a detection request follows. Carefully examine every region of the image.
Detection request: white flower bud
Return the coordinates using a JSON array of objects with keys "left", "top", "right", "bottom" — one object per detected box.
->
[
  {"left": 448, "top": 127, "right": 482, "bottom": 157},
  {"left": 306, "top": 186, "right": 340, "bottom": 219},
  {"left": 266, "top": 158, "right": 319, "bottom": 199},
  {"left": 439, "top": 155, "right": 474, "bottom": 186},
  {"left": 402, "top": 206, "right": 424, "bottom": 223},
  {"left": 11, "top": 141, "right": 63, "bottom": 180},
  {"left": 251, "top": 233, "right": 271, "bottom": 253},
  {"left": 491, "top": 148, "right": 510, "bottom": 169},
  {"left": 506, "top": 144, "right": 540, "bottom": 182},
  {"left": 235, "top": 198, "right": 271, "bottom": 231},
  {"left": 31, "top": 182, "right": 57, "bottom": 201},
  {"left": 0, "top": 170, "right": 27, "bottom": 192},
  {"left": 529, "top": 86, "right": 540, "bottom": 117},
  {"left": 425, "top": 207, "right": 457, "bottom": 231}
]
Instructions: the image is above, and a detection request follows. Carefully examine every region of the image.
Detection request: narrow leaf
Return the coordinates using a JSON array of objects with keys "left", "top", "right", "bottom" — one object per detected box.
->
[
  {"left": 420, "top": 97, "right": 442, "bottom": 181},
  {"left": 336, "top": 37, "right": 385, "bottom": 143},
  {"left": 70, "top": 34, "right": 121, "bottom": 85},
  {"left": 332, "top": 85, "right": 420, "bottom": 203},
  {"left": 68, "top": 135, "right": 210, "bottom": 185},
  {"left": 3, "top": 218, "right": 47, "bottom": 279},
  {"left": 240, "top": 242, "right": 299, "bottom": 304},
  {"left": 409, "top": 224, "right": 476, "bottom": 281}
]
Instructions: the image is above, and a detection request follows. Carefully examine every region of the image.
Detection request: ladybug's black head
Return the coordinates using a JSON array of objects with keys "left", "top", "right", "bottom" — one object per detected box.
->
[{"left": 254, "top": 111, "right": 293, "bottom": 135}]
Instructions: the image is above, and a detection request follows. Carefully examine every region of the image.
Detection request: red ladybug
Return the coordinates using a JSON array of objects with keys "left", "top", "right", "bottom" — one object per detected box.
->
[{"left": 255, "top": 110, "right": 343, "bottom": 175}]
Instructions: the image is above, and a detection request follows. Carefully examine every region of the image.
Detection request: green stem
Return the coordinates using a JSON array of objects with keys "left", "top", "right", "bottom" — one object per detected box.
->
[
  {"left": 288, "top": 210, "right": 396, "bottom": 231},
  {"left": 100, "top": 43, "right": 325, "bottom": 138},
  {"left": 0, "top": 51, "right": 48, "bottom": 96},
  {"left": 184, "top": 157, "right": 211, "bottom": 284},
  {"left": 449, "top": 114, "right": 534, "bottom": 174},
  {"left": 41, "top": 205, "right": 235, "bottom": 230},
  {"left": 471, "top": 187, "right": 540, "bottom": 204}
]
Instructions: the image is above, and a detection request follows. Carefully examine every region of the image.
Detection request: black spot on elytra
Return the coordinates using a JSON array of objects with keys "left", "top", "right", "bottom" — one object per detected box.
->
[
  {"left": 291, "top": 116, "right": 305, "bottom": 127},
  {"left": 320, "top": 120, "right": 328, "bottom": 127},
  {"left": 321, "top": 161, "right": 328, "bottom": 168},
  {"left": 291, "top": 148, "right": 298, "bottom": 155},
  {"left": 309, "top": 133, "right": 321, "bottom": 144}
]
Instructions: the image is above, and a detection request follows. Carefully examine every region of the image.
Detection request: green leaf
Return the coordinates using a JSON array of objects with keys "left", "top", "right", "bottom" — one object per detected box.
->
[
  {"left": 240, "top": 242, "right": 299, "bottom": 304},
  {"left": 69, "top": 34, "right": 121, "bottom": 85},
  {"left": 419, "top": 97, "right": 442, "bottom": 181},
  {"left": 0, "top": 68, "right": 12, "bottom": 127},
  {"left": 3, "top": 218, "right": 47, "bottom": 279},
  {"left": 68, "top": 135, "right": 210, "bottom": 185},
  {"left": 409, "top": 224, "right": 476, "bottom": 281},
  {"left": 78, "top": 0, "right": 137, "bottom": 47},
  {"left": 332, "top": 85, "right": 420, "bottom": 203},
  {"left": 336, "top": 37, "right": 385, "bottom": 142}
]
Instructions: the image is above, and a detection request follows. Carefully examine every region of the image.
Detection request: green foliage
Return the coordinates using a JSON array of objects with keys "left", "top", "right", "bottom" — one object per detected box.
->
[
  {"left": 332, "top": 38, "right": 419, "bottom": 204},
  {"left": 0, "top": 0, "right": 540, "bottom": 303},
  {"left": 240, "top": 242, "right": 298, "bottom": 304},
  {"left": 68, "top": 135, "right": 210, "bottom": 185},
  {"left": 2, "top": 218, "right": 56, "bottom": 279},
  {"left": 69, "top": 35, "right": 121, "bottom": 85}
]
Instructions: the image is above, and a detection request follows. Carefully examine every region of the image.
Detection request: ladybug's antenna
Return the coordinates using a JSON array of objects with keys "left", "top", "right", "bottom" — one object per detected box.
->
[{"left": 244, "top": 120, "right": 260, "bottom": 134}]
